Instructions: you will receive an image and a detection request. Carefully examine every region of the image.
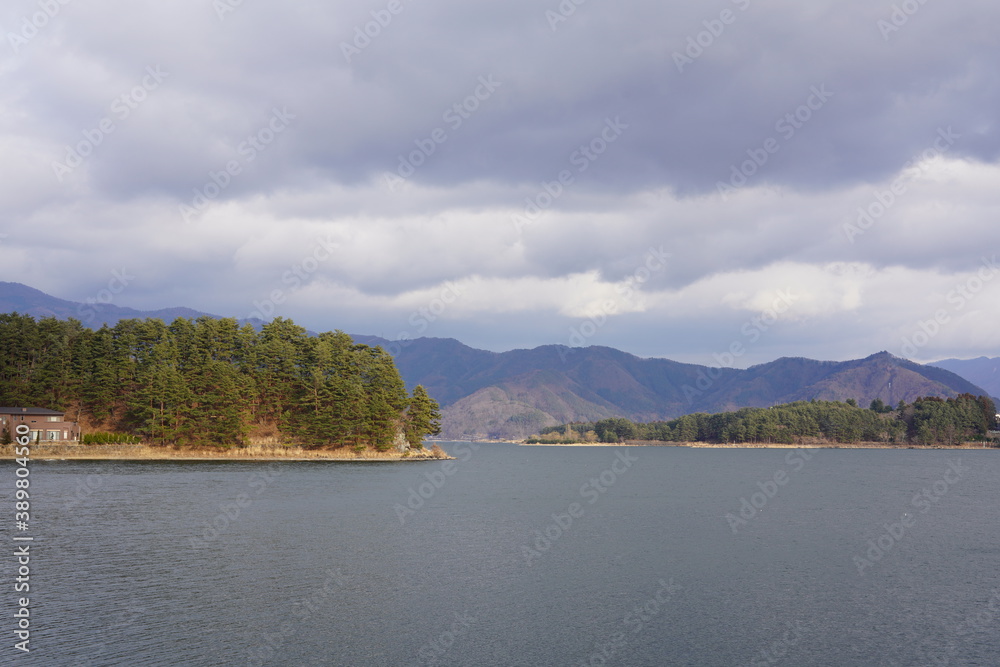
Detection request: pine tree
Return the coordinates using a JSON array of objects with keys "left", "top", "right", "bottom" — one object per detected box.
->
[
  {"left": 82, "top": 326, "right": 118, "bottom": 423},
  {"left": 0, "top": 313, "right": 39, "bottom": 405},
  {"left": 257, "top": 318, "right": 310, "bottom": 430},
  {"left": 405, "top": 385, "right": 441, "bottom": 449}
]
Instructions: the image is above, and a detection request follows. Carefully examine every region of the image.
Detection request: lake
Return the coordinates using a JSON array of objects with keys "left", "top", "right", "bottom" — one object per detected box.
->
[{"left": 2, "top": 443, "right": 998, "bottom": 665}]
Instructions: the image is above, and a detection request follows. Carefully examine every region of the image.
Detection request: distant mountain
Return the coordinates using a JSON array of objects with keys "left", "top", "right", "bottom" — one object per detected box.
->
[
  {"left": 0, "top": 281, "right": 264, "bottom": 329},
  {"left": 2, "top": 282, "right": 991, "bottom": 441},
  {"left": 701, "top": 352, "right": 987, "bottom": 412},
  {"left": 352, "top": 336, "right": 990, "bottom": 440},
  {"left": 929, "top": 357, "right": 1000, "bottom": 399}
]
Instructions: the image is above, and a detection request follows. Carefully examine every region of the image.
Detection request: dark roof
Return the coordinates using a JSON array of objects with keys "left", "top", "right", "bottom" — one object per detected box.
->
[{"left": 0, "top": 407, "right": 65, "bottom": 415}]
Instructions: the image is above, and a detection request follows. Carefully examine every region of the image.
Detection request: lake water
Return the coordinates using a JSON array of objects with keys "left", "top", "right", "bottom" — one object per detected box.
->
[{"left": 2, "top": 443, "right": 998, "bottom": 666}]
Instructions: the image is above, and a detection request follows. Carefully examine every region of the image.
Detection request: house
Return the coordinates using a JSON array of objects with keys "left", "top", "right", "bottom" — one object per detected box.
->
[{"left": 0, "top": 407, "right": 80, "bottom": 443}]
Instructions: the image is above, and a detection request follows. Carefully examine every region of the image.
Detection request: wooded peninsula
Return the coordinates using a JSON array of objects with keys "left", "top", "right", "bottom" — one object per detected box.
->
[{"left": 0, "top": 313, "right": 441, "bottom": 453}]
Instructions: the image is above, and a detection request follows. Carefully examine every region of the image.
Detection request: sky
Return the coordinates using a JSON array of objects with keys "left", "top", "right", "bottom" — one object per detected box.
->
[{"left": 2, "top": 0, "right": 999, "bottom": 367}]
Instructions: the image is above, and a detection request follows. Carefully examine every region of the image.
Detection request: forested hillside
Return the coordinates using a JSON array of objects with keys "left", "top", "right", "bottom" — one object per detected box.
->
[
  {"left": 0, "top": 313, "right": 440, "bottom": 449},
  {"left": 533, "top": 394, "right": 998, "bottom": 446},
  {"left": 355, "top": 335, "right": 989, "bottom": 440}
]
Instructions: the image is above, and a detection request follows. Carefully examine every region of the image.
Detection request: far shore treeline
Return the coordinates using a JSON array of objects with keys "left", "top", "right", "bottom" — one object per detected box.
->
[
  {"left": 530, "top": 395, "right": 998, "bottom": 446},
  {"left": 0, "top": 313, "right": 441, "bottom": 450}
]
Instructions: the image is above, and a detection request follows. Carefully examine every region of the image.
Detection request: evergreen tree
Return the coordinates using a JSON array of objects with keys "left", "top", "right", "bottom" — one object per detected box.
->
[
  {"left": 0, "top": 313, "right": 438, "bottom": 451},
  {"left": 82, "top": 326, "right": 119, "bottom": 423},
  {"left": 406, "top": 385, "right": 441, "bottom": 449}
]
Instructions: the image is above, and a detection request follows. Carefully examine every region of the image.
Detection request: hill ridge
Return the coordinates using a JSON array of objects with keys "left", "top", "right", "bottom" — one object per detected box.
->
[{"left": 0, "top": 282, "right": 991, "bottom": 439}]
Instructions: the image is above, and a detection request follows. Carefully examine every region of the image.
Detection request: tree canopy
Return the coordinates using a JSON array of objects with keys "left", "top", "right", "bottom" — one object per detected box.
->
[
  {"left": 0, "top": 313, "right": 441, "bottom": 449},
  {"left": 534, "top": 395, "right": 997, "bottom": 446}
]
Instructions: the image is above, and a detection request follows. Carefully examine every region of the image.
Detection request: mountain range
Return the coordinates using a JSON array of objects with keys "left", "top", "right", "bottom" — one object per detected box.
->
[
  {"left": 0, "top": 281, "right": 227, "bottom": 328},
  {"left": 353, "top": 336, "right": 992, "bottom": 439},
  {"left": 1, "top": 282, "right": 995, "bottom": 439},
  {"left": 928, "top": 357, "right": 1000, "bottom": 400}
]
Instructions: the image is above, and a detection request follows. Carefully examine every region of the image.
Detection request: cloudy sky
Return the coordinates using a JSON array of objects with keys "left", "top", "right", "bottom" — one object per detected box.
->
[{"left": 3, "top": 0, "right": 999, "bottom": 366}]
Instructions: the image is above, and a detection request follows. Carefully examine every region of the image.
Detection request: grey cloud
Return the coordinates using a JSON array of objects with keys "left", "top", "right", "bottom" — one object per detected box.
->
[
  {"left": 10, "top": 0, "right": 997, "bottom": 203},
  {"left": 3, "top": 0, "right": 1000, "bottom": 364}
]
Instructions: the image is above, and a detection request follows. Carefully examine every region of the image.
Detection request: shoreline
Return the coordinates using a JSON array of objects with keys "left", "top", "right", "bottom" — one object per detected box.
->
[
  {"left": 0, "top": 443, "right": 454, "bottom": 462},
  {"left": 519, "top": 440, "right": 997, "bottom": 450}
]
